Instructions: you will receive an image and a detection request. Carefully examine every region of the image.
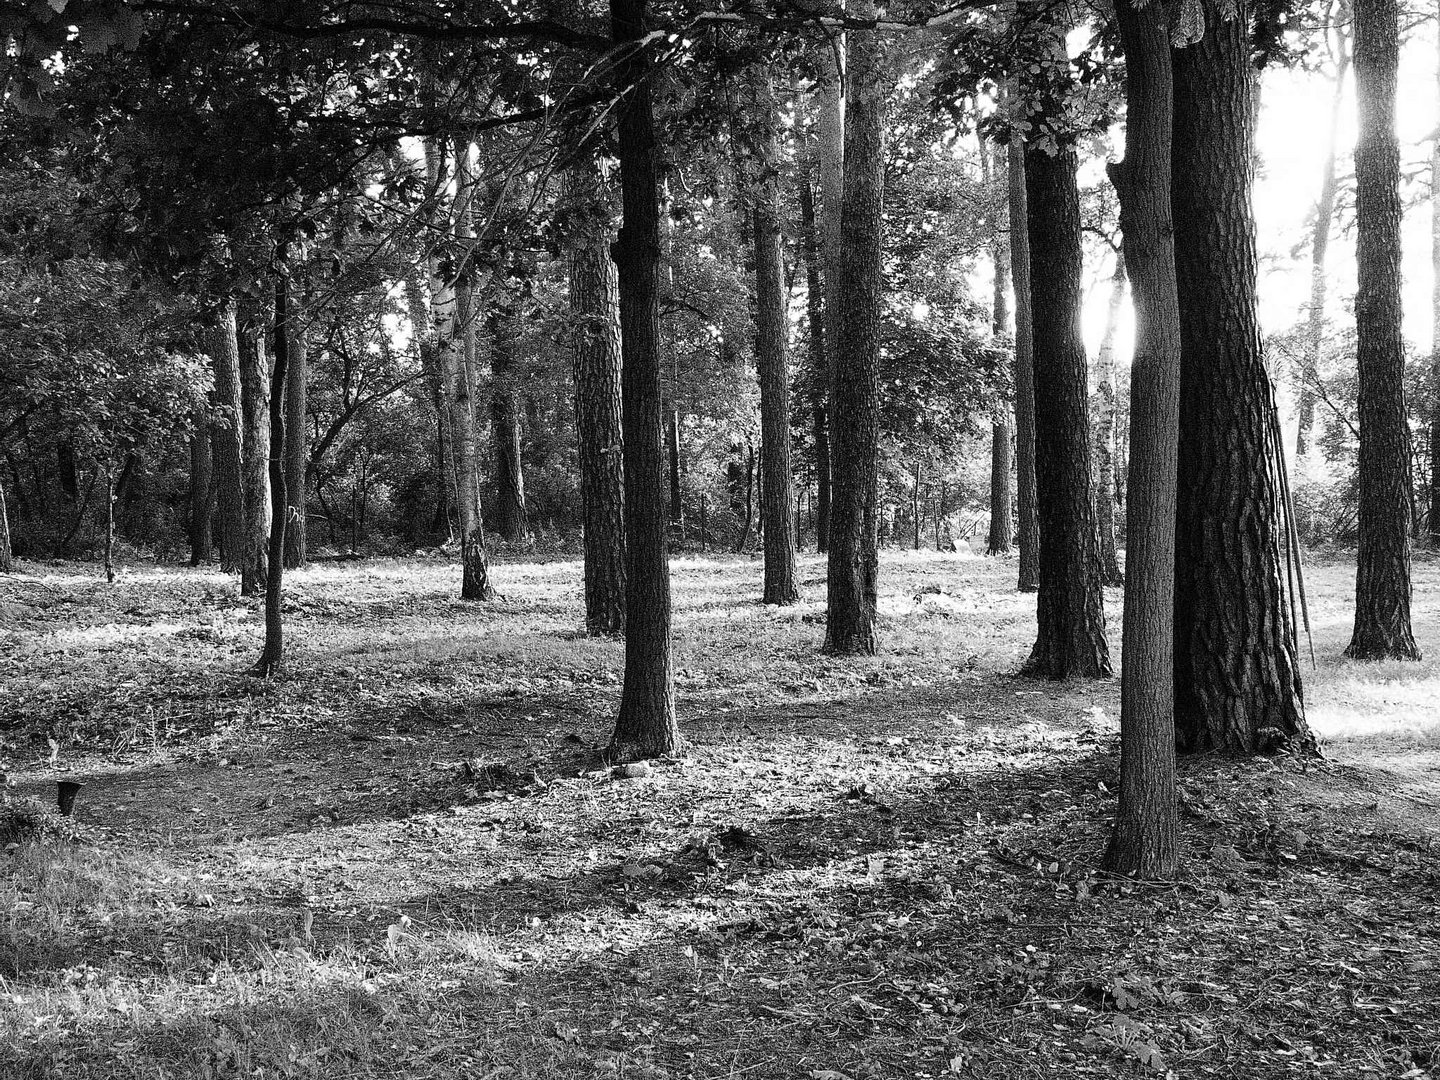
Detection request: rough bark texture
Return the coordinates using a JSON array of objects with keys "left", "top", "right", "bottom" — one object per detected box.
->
[
  {"left": 816, "top": 39, "right": 846, "bottom": 554},
  {"left": 609, "top": 0, "right": 679, "bottom": 758},
  {"left": 1103, "top": 0, "right": 1179, "bottom": 880},
  {"left": 282, "top": 302, "right": 308, "bottom": 569},
  {"left": 798, "top": 155, "right": 832, "bottom": 553},
  {"left": 407, "top": 276, "right": 455, "bottom": 542},
  {"left": 567, "top": 162, "right": 627, "bottom": 636},
  {"left": 1347, "top": 0, "right": 1420, "bottom": 659},
  {"left": 253, "top": 274, "right": 291, "bottom": 676},
  {"left": 490, "top": 303, "right": 531, "bottom": 544},
  {"left": 236, "top": 296, "right": 270, "bottom": 597},
  {"left": 188, "top": 419, "right": 213, "bottom": 566},
  {"left": 1171, "top": 0, "right": 1314, "bottom": 750},
  {"left": 1021, "top": 145, "right": 1111, "bottom": 680},
  {"left": 0, "top": 477, "right": 11, "bottom": 572},
  {"left": 208, "top": 301, "right": 246, "bottom": 574},
  {"left": 987, "top": 144, "right": 1015, "bottom": 557},
  {"left": 748, "top": 71, "right": 800, "bottom": 605},
  {"left": 825, "top": 5, "right": 885, "bottom": 656},
  {"left": 1093, "top": 259, "right": 1126, "bottom": 584},
  {"left": 1008, "top": 124, "right": 1040, "bottom": 591}
]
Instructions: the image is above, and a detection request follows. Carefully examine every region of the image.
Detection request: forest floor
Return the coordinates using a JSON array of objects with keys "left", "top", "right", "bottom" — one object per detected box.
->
[{"left": 0, "top": 549, "right": 1438, "bottom": 1080}]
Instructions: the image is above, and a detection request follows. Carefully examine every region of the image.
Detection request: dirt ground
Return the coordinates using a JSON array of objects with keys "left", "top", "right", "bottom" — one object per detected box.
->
[{"left": 1, "top": 550, "right": 1437, "bottom": 1079}]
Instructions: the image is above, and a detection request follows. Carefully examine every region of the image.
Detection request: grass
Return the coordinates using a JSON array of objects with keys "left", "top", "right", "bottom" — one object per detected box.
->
[{"left": 0, "top": 549, "right": 1437, "bottom": 1078}]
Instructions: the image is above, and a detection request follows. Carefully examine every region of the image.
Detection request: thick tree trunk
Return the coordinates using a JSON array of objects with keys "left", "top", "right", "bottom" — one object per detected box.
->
[
  {"left": 1021, "top": 145, "right": 1111, "bottom": 679},
  {"left": 237, "top": 296, "right": 270, "bottom": 597},
  {"left": 1093, "top": 258, "right": 1126, "bottom": 584},
  {"left": 1348, "top": 0, "right": 1420, "bottom": 659},
  {"left": 490, "top": 303, "right": 531, "bottom": 544},
  {"left": 567, "top": 162, "right": 627, "bottom": 635},
  {"left": 187, "top": 419, "right": 213, "bottom": 566},
  {"left": 798, "top": 157, "right": 832, "bottom": 553},
  {"left": 1103, "top": 0, "right": 1179, "bottom": 880},
  {"left": 986, "top": 142, "right": 1015, "bottom": 557},
  {"left": 825, "top": 6, "right": 885, "bottom": 656},
  {"left": 748, "top": 70, "right": 800, "bottom": 605},
  {"left": 609, "top": 0, "right": 679, "bottom": 758},
  {"left": 253, "top": 273, "right": 291, "bottom": 676},
  {"left": 282, "top": 305, "right": 308, "bottom": 569},
  {"left": 1297, "top": 40, "right": 1351, "bottom": 457},
  {"left": 1171, "top": 0, "right": 1314, "bottom": 750},
  {"left": 208, "top": 301, "right": 246, "bottom": 574},
  {"left": 1008, "top": 121, "right": 1040, "bottom": 591}
]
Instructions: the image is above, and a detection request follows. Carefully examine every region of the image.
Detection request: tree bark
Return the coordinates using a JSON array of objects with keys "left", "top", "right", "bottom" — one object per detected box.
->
[
  {"left": 609, "top": 0, "right": 679, "bottom": 758},
  {"left": 825, "top": 6, "right": 886, "bottom": 656},
  {"left": 1171, "top": 0, "right": 1314, "bottom": 749},
  {"left": 798, "top": 151, "right": 832, "bottom": 553},
  {"left": 1008, "top": 117, "right": 1040, "bottom": 591},
  {"left": 1093, "top": 257, "right": 1126, "bottom": 585},
  {"left": 282, "top": 301, "right": 308, "bottom": 569},
  {"left": 0, "top": 475, "right": 11, "bottom": 572},
  {"left": 986, "top": 137, "right": 1015, "bottom": 557},
  {"left": 1103, "top": 0, "right": 1179, "bottom": 880},
  {"left": 208, "top": 300, "right": 246, "bottom": 574},
  {"left": 567, "top": 161, "right": 627, "bottom": 635},
  {"left": 187, "top": 418, "right": 213, "bottom": 566},
  {"left": 237, "top": 296, "right": 270, "bottom": 597},
  {"left": 1021, "top": 144, "right": 1111, "bottom": 680},
  {"left": 407, "top": 276, "right": 456, "bottom": 543},
  {"left": 666, "top": 409, "right": 682, "bottom": 530},
  {"left": 1347, "top": 0, "right": 1420, "bottom": 659},
  {"left": 253, "top": 272, "right": 291, "bottom": 676},
  {"left": 490, "top": 300, "right": 531, "bottom": 544}
]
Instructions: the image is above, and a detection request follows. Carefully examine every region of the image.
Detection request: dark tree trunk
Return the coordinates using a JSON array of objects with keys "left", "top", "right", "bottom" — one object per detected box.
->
[
  {"left": 986, "top": 143, "right": 1015, "bottom": 557},
  {"left": 237, "top": 296, "right": 270, "bottom": 597},
  {"left": 1103, "top": 0, "right": 1179, "bottom": 880},
  {"left": 282, "top": 305, "right": 308, "bottom": 569},
  {"left": 188, "top": 418, "right": 213, "bottom": 566},
  {"left": 1008, "top": 121, "right": 1040, "bottom": 591},
  {"left": 609, "top": 0, "right": 679, "bottom": 759},
  {"left": 253, "top": 273, "right": 291, "bottom": 676},
  {"left": 798, "top": 151, "right": 832, "bottom": 553},
  {"left": 666, "top": 408, "right": 683, "bottom": 530},
  {"left": 1347, "top": 0, "right": 1420, "bottom": 660},
  {"left": 1093, "top": 258, "right": 1126, "bottom": 585},
  {"left": 567, "top": 162, "right": 627, "bottom": 635},
  {"left": 207, "top": 300, "right": 246, "bottom": 574},
  {"left": 0, "top": 476, "right": 11, "bottom": 572},
  {"left": 1171, "top": 0, "right": 1314, "bottom": 750},
  {"left": 490, "top": 303, "right": 531, "bottom": 544},
  {"left": 103, "top": 462, "right": 114, "bottom": 583},
  {"left": 825, "top": 8, "right": 885, "bottom": 656},
  {"left": 1021, "top": 145, "right": 1111, "bottom": 680}
]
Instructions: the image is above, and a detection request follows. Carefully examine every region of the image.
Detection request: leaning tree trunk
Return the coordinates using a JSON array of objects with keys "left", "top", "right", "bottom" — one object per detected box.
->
[
  {"left": 1171, "top": 0, "right": 1314, "bottom": 750},
  {"left": 798, "top": 149, "right": 832, "bottom": 553},
  {"left": 1008, "top": 111, "right": 1040, "bottom": 591},
  {"left": 748, "top": 70, "right": 800, "bottom": 605},
  {"left": 1093, "top": 257, "right": 1126, "bottom": 585},
  {"left": 985, "top": 137, "right": 1015, "bottom": 557},
  {"left": 566, "top": 161, "right": 627, "bottom": 635},
  {"left": 237, "top": 296, "right": 270, "bottom": 597},
  {"left": 1347, "top": 0, "right": 1420, "bottom": 660},
  {"left": 208, "top": 301, "right": 246, "bottom": 574},
  {"left": 282, "top": 303, "right": 308, "bottom": 569},
  {"left": 253, "top": 272, "right": 292, "bottom": 676},
  {"left": 188, "top": 417, "right": 213, "bottom": 566},
  {"left": 609, "top": 0, "right": 679, "bottom": 759},
  {"left": 825, "top": 6, "right": 886, "bottom": 656},
  {"left": 1103, "top": 0, "right": 1179, "bottom": 880}
]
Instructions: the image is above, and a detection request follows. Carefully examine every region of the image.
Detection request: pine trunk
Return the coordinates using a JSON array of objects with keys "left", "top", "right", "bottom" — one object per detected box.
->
[
  {"left": 825, "top": 6, "right": 885, "bottom": 656},
  {"left": 188, "top": 419, "right": 213, "bottom": 566},
  {"left": 798, "top": 156, "right": 832, "bottom": 553},
  {"left": 237, "top": 296, "right": 270, "bottom": 597},
  {"left": 1171, "top": 0, "right": 1313, "bottom": 750},
  {"left": 609, "top": 0, "right": 679, "bottom": 758},
  {"left": 490, "top": 304, "right": 531, "bottom": 544},
  {"left": 208, "top": 301, "right": 246, "bottom": 574},
  {"left": 254, "top": 273, "right": 291, "bottom": 676},
  {"left": 987, "top": 141, "right": 1015, "bottom": 557},
  {"left": 1008, "top": 122, "right": 1040, "bottom": 591},
  {"left": 816, "top": 39, "right": 846, "bottom": 551},
  {"left": 407, "top": 276, "right": 455, "bottom": 543},
  {"left": 282, "top": 301, "right": 307, "bottom": 569},
  {"left": 1348, "top": 0, "right": 1420, "bottom": 659},
  {"left": 1094, "top": 259, "right": 1126, "bottom": 584},
  {"left": 1021, "top": 145, "right": 1111, "bottom": 680}
]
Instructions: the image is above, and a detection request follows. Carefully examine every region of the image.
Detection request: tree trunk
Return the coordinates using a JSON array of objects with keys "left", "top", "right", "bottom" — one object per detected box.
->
[
  {"left": 748, "top": 70, "right": 800, "bottom": 605},
  {"left": 0, "top": 476, "right": 11, "bottom": 572},
  {"left": 567, "top": 161, "right": 627, "bottom": 635},
  {"left": 208, "top": 300, "right": 246, "bottom": 574},
  {"left": 1347, "top": 0, "right": 1420, "bottom": 659},
  {"left": 912, "top": 462, "right": 923, "bottom": 550},
  {"left": 1021, "top": 144, "right": 1111, "bottom": 680},
  {"left": 1103, "top": 0, "right": 1179, "bottom": 880},
  {"left": 490, "top": 301, "right": 531, "bottom": 544},
  {"left": 282, "top": 302, "right": 308, "bottom": 569},
  {"left": 825, "top": 6, "right": 885, "bottom": 657},
  {"left": 1008, "top": 116, "right": 1040, "bottom": 591},
  {"left": 187, "top": 418, "right": 213, "bottom": 566},
  {"left": 609, "top": 0, "right": 679, "bottom": 759},
  {"left": 665, "top": 409, "right": 683, "bottom": 531},
  {"left": 253, "top": 272, "right": 291, "bottom": 676},
  {"left": 986, "top": 139, "right": 1015, "bottom": 557},
  {"left": 407, "top": 276, "right": 456, "bottom": 543},
  {"left": 1297, "top": 37, "right": 1351, "bottom": 457},
  {"left": 1432, "top": 9, "right": 1440, "bottom": 545},
  {"left": 798, "top": 154, "right": 832, "bottom": 553},
  {"left": 103, "top": 462, "right": 115, "bottom": 583},
  {"left": 237, "top": 296, "right": 270, "bottom": 597},
  {"left": 1093, "top": 257, "right": 1126, "bottom": 585},
  {"left": 1171, "top": 0, "right": 1314, "bottom": 749}
]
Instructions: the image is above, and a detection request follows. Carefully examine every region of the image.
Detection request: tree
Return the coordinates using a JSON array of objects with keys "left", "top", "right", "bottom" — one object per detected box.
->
[
  {"left": 816, "top": 39, "right": 845, "bottom": 556},
  {"left": 282, "top": 299, "right": 308, "bottom": 568},
  {"left": 797, "top": 138, "right": 832, "bottom": 552},
  {"left": 188, "top": 417, "right": 213, "bottom": 565},
  {"left": 982, "top": 137, "right": 1015, "bottom": 558},
  {"left": 825, "top": 10, "right": 886, "bottom": 657},
  {"left": 1103, "top": 0, "right": 1180, "bottom": 880},
  {"left": 208, "top": 302, "right": 246, "bottom": 573},
  {"left": 1346, "top": 0, "right": 1420, "bottom": 659},
  {"left": 237, "top": 295, "right": 270, "bottom": 596},
  {"left": 1008, "top": 105, "right": 1040, "bottom": 592},
  {"left": 1093, "top": 255, "right": 1126, "bottom": 586},
  {"left": 254, "top": 270, "right": 293, "bottom": 676},
  {"left": 1171, "top": 0, "right": 1313, "bottom": 750},
  {"left": 0, "top": 478, "right": 12, "bottom": 572},
  {"left": 490, "top": 281, "right": 531, "bottom": 544},
  {"left": 1432, "top": 0, "right": 1440, "bottom": 546},
  {"left": 609, "top": 0, "right": 679, "bottom": 758}
]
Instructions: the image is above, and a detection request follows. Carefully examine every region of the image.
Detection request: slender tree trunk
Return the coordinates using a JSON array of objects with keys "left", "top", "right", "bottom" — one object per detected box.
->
[
  {"left": 490, "top": 302, "right": 531, "bottom": 543},
  {"left": 282, "top": 303, "right": 308, "bottom": 569},
  {"left": 1103, "top": 0, "right": 1179, "bottom": 880},
  {"left": 912, "top": 462, "right": 923, "bottom": 549},
  {"left": 188, "top": 418, "right": 213, "bottom": 566},
  {"left": 0, "top": 476, "right": 11, "bottom": 572},
  {"left": 666, "top": 409, "right": 683, "bottom": 531},
  {"left": 1347, "top": 0, "right": 1420, "bottom": 659},
  {"left": 747, "top": 70, "right": 800, "bottom": 604},
  {"left": 237, "top": 296, "right": 270, "bottom": 597},
  {"left": 1094, "top": 258, "right": 1126, "bottom": 585},
  {"left": 1171, "top": 0, "right": 1314, "bottom": 750},
  {"left": 208, "top": 301, "right": 246, "bottom": 574},
  {"left": 986, "top": 139, "right": 1015, "bottom": 557},
  {"left": 103, "top": 461, "right": 115, "bottom": 583},
  {"left": 816, "top": 36, "right": 845, "bottom": 557},
  {"left": 798, "top": 154, "right": 832, "bottom": 553},
  {"left": 253, "top": 272, "right": 291, "bottom": 676},
  {"left": 609, "top": 0, "right": 679, "bottom": 758},
  {"left": 735, "top": 442, "right": 755, "bottom": 554},
  {"left": 1432, "top": 18, "right": 1440, "bottom": 545},
  {"left": 1008, "top": 114, "right": 1040, "bottom": 591},
  {"left": 567, "top": 162, "right": 627, "bottom": 635},
  {"left": 1022, "top": 144, "right": 1111, "bottom": 680},
  {"left": 407, "top": 276, "right": 456, "bottom": 542},
  {"left": 1297, "top": 39, "right": 1351, "bottom": 457},
  {"left": 825, "top": 6, "right": 885, "bottom": 656}
]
